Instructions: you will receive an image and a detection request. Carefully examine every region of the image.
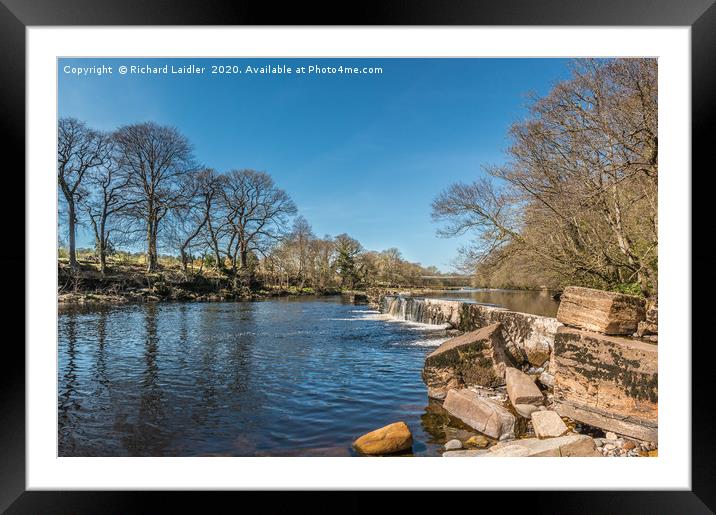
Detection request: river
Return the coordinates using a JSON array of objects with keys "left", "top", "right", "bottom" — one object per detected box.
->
[
  {"left": 58, "top": 290, "right": 559, "bottom": 456},
  {"left": 424, "top": 288, "right": 559, "bottom": 317}
]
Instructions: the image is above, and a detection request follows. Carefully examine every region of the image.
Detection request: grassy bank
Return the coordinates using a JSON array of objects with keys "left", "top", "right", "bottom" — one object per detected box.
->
[
  {"left": 57, "top": 254, "right": 460, "bottom": 305},
  {"left": 58, "top": 256, "right": 344, "bottom": 305}
]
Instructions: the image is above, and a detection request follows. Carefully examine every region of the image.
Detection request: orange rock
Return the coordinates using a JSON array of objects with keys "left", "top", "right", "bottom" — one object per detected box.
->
[
  {"left": 353, "top": 422, "right": 413, "bottom": 455},
  {"left": 557, "top": 286, "right": 645, "bottom": 335}
]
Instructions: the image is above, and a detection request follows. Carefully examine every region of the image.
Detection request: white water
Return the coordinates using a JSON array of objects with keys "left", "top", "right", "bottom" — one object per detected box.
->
[
  {"left": 337, "top": 306, "right": 450, "bottom": 347},
  {"left": 380, "top": 295, "right": 461, "bottom": 326}
]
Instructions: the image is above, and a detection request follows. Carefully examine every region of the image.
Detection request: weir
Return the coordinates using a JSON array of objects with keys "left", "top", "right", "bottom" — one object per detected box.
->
[
  {"left": 379, "top": 294, "right": 561, "bottom": 368},
  {"left": 380, "top": 295, "right": 463, "bottom": 327}
]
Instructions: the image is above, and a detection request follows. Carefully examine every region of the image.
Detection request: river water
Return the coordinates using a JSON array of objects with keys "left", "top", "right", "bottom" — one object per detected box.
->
[
  {"left": 58, "top": 291, "right": 558, "bottom": 457},
  {"left": 425, "top": 288, "right": 559, "bottom": 317}
]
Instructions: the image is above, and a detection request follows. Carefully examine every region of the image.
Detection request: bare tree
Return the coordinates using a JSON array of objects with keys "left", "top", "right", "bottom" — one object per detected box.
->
[
  {"left": 113, "top": 122, "right": 197, "bottom": 272},
  {"left": 58, "top": 118, "right": 111, "bottom": 269},
  {"left": 433, "top": 58, "right": 658, "bottom": 295},
  {"left": 218, "top": 169, "right": 297, "bottom": 284},
  {"left": 81, "top": 139, "right": 132, "bottom": 275},
  {"left": 168, "top": 169, "right": 222, "bottom": 275},
  {"left": 289, "top": 216, "right": 315, "bottom": 288},
  {"left": 308, "top": 236, "right": 336, "bottom": 291}
]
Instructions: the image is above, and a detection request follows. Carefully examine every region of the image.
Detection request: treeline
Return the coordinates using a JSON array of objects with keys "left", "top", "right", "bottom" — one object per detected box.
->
[
  {"left": 58, "top": 119, "right": 447, "bottom": 291},
  {"left": 432, "top": 59, "right": 658, "bottom": 297}
]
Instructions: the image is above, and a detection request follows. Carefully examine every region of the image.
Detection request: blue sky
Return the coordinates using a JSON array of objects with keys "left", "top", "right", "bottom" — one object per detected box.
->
[{"left": 58, "top": 58, "right": 572, "bottom": 272}]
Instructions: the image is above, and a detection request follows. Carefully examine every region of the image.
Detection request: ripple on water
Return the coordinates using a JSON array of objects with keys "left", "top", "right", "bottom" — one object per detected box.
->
[{"left": 58, "top": 298, "right": 450, "bottom": 457}]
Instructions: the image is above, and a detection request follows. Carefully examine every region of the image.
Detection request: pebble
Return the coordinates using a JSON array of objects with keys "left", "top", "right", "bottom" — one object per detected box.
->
[
  {"left": 623, "top": 441, "right": 636, "bottom": 451},
  {"left": 603, "top": 444, "right": 616, "bottom": 451},
  {"left": 444, "top": 439, "right": 462, "bottom": 451},
  {"left": 465, "top": 435, "right": 489, "bottom": 449},
  {"left": 605, "top": 432, "right": 617, "bottom": 441}
]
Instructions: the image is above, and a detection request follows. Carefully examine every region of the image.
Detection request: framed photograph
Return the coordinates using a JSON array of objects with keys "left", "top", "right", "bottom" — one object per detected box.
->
[{"left": 2, "top": 0, "right": 710, "bottom": 511}]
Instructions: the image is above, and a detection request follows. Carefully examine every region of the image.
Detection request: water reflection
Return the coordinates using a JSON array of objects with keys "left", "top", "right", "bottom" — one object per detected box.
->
[
  {"left": 426, "top": 288, "right": 559, "bottom": 317},
  {"left": 58, "top": 312, "right": 79, "bottom": 454},
  {"left": 58, "top": 297, "right": 528, "bottom": 456}
]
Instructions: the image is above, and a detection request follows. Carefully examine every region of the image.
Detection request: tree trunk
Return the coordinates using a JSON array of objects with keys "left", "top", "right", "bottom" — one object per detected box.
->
[
  {"left": 237, "top": 247, "right": 250, "bottom": 288},
  {"left": 98, "top": 219, "right": 107, "bottom": 276},
  {"left": 180, "top": 248, "right": 189, "bottom": 275},
  {"left": 99, "top": 248, "right": 107, "bottom": 276},
  {"left": 146, "top": 218, "right": 158, "bottom": 272},
  {"left": 68, "top": 201, "right": 78, "bottom": 270}
]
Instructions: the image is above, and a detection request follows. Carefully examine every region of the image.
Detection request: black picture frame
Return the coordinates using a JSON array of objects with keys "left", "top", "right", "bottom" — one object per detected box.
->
[{"left": 1, "top": 1, "right": 709, "bottom": 512}]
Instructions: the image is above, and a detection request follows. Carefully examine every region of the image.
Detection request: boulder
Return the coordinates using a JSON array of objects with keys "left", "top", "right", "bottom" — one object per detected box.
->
[
  {"left": 488, "top": 434, "right": 600, "bottom": 457},
  {"left": 443, "top": 389, "right": 516, "bottom": 440},
  {"left": 556, "top": 286, "right": 646, "bottom": 335},
  {"left": 444, "top": 439, "right": 462, "bottom": 451},
  {"left": 442, "top": 426, "right": 478, "bottom": 443},
  {"left": 514, "top": 403, "right": 540, "bottom": 418},
  {"left": 552, "top": 326, "right": 658, "bottom": 441},
  {"left": 538, "top": 371, "right": 555, "bottom": 389},
  {"left": 422, "top": 323, "right": 513, "bottom": 399},
  {"left": 531, "top": 410, "right": 568, "bottom": 438},
  {"left": 465, "top": 435, "right": 490, "bottom": 448},
  {"left": 505, "top": 367, "right": 544, "bottom": 407},
  {"left": 353, "top": 421, "right": 413, "bottom": 455}
]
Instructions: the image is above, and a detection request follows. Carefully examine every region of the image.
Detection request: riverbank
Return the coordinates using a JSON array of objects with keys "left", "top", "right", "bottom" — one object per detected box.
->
[
  {"left": 58, "top": 261, "right": 348, "bottom": 305},
  {"left": 57, "top": 261, "right": 461, "bottom": 305}
]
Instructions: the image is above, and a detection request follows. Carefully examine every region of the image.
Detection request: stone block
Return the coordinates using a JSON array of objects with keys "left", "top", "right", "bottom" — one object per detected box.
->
[
  {"left": 552, "top": 326, "right": 657, "bottom": 441},
  {"left": 443, "top": 389, "right": 516, "bottom": 440},
  {"left": 557, "top": 286, "right": 646, "bottom": 335},
  {"left": 422, "top": 323, "right": 512, "bottom": 398}
]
